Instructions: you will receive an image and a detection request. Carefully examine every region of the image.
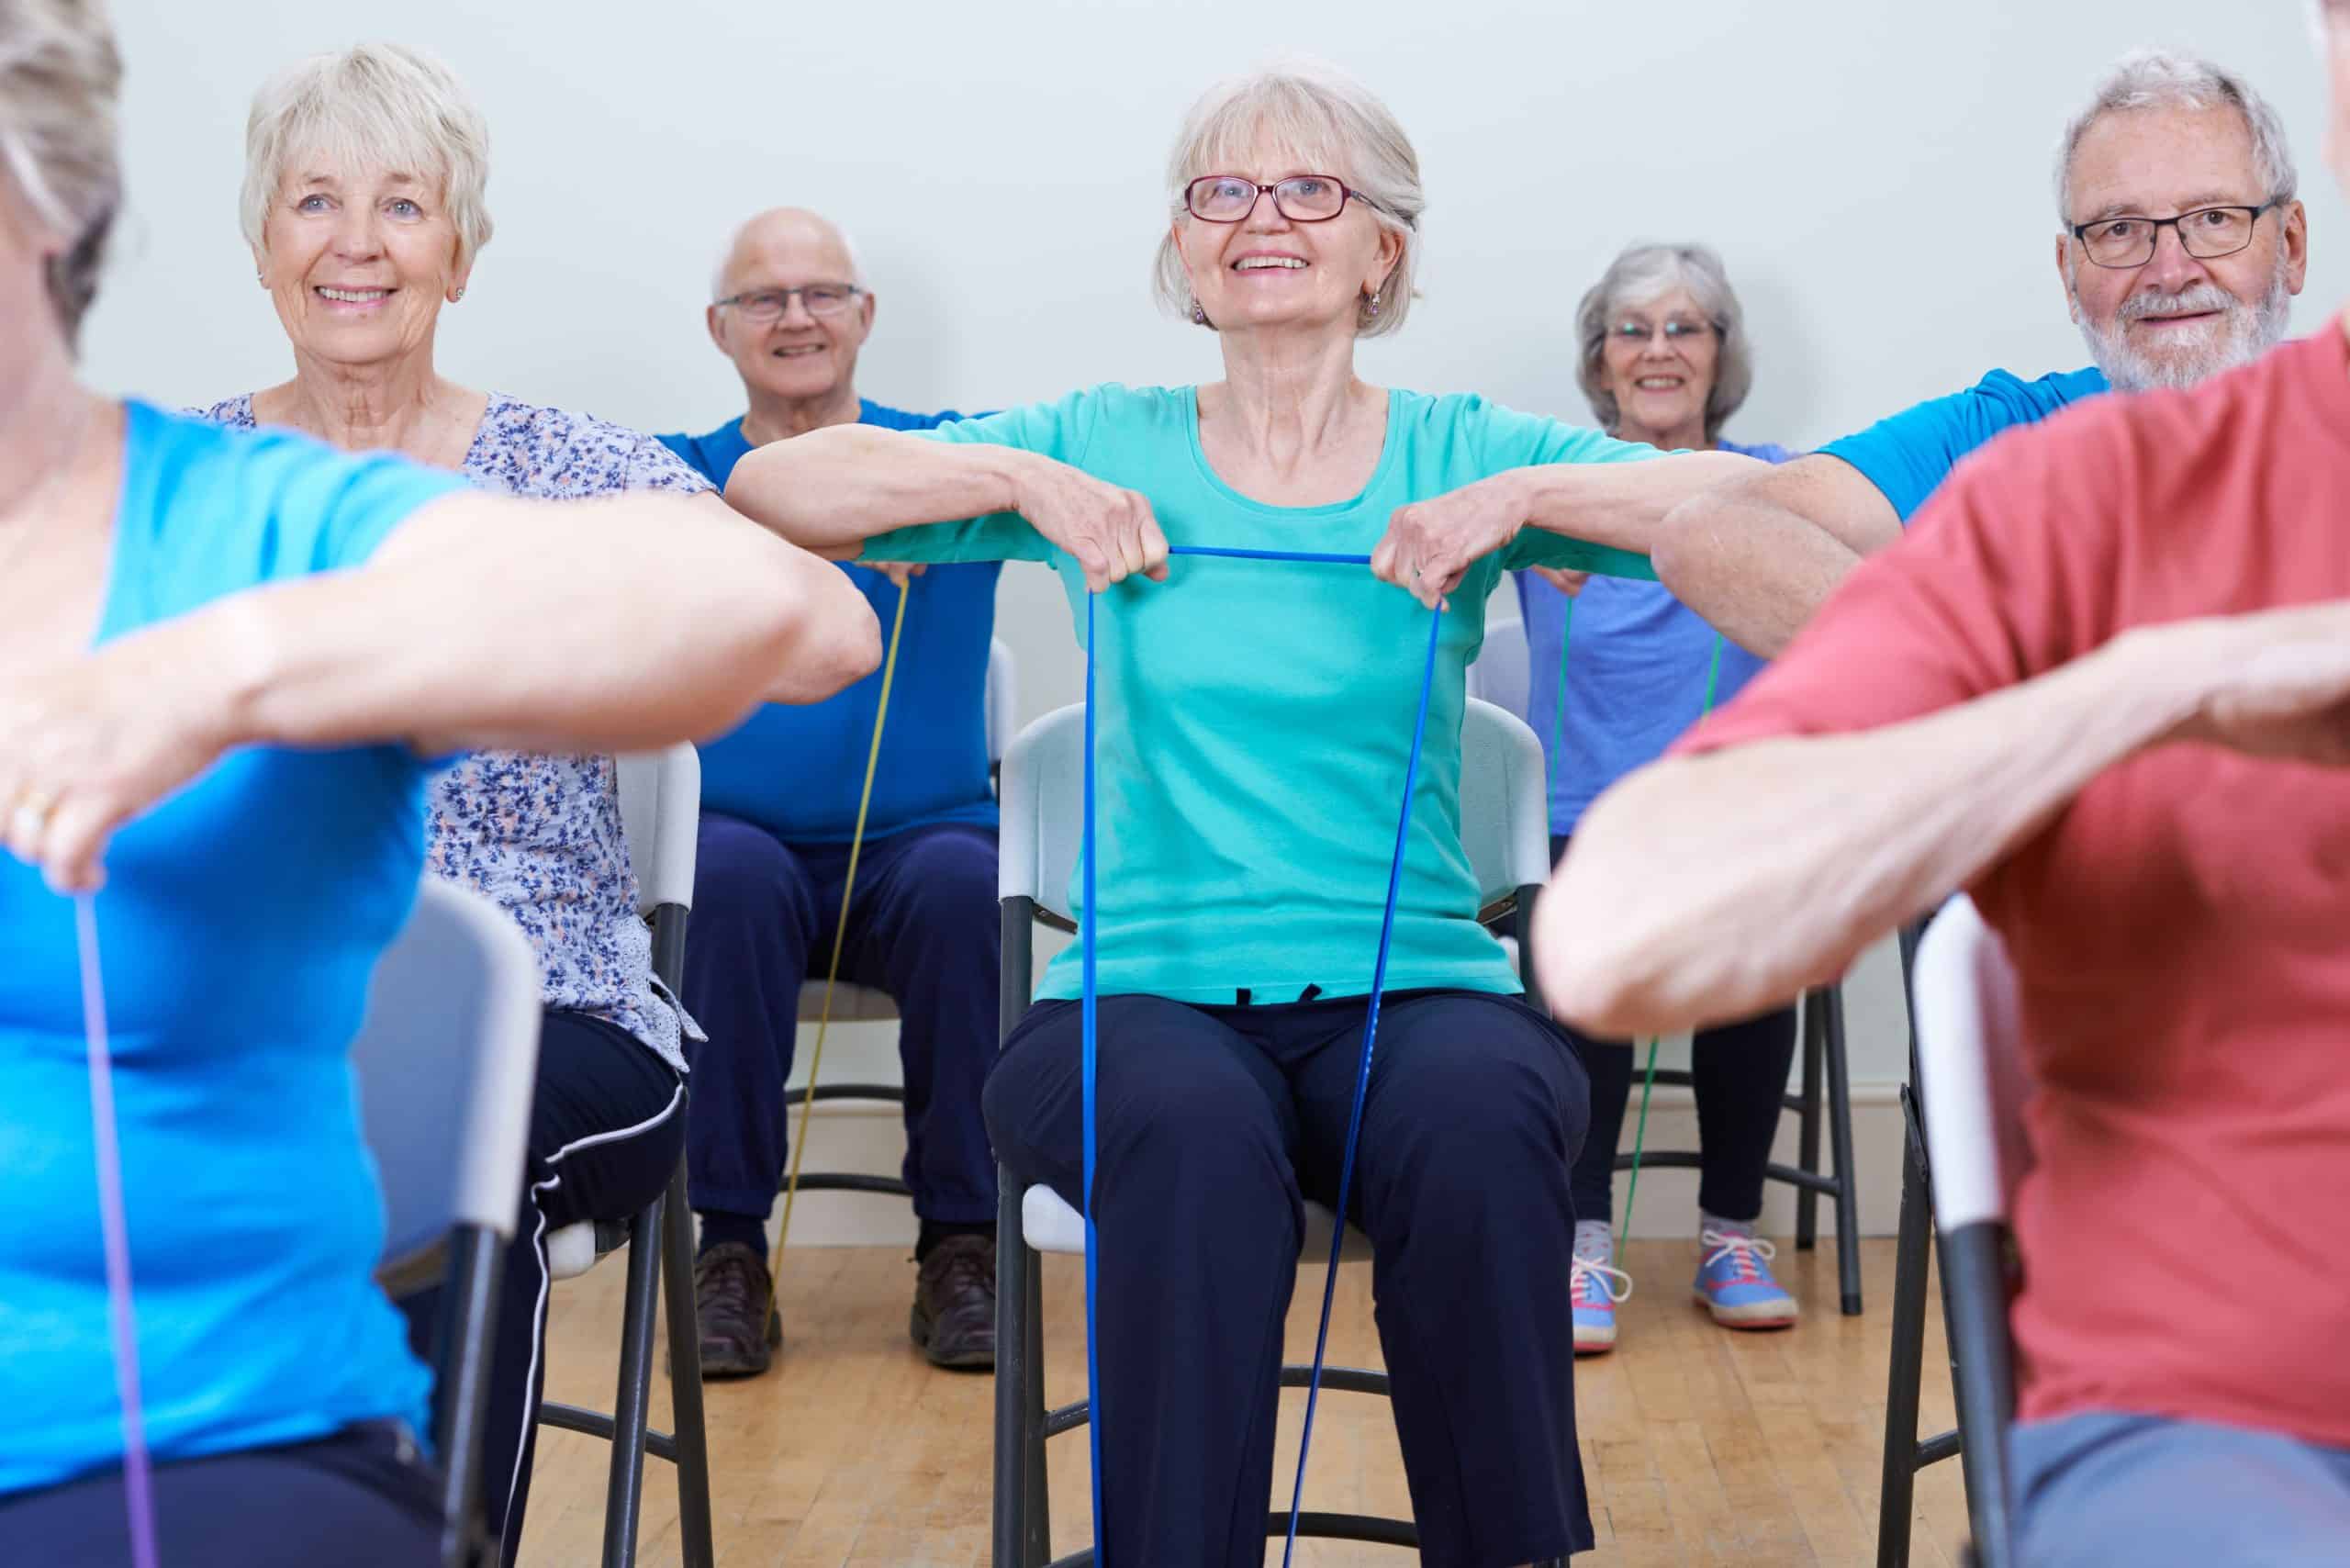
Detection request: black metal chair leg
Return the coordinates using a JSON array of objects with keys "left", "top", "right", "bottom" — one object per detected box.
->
[
  {"left": 599, "top": 1195, "right": 664, "bottom": 1568},
  {"left": 1796, "top": 989, "right": 1826, "bottom": 1251},
  {"left": 1823, "top": 985, "right": 1864, "bottom": 1316},
  {"left": 658, "top": 1162, "right": 715, "bottom": 1568},
  {"left": 992, "top": 1170, "right": 1033, "bottom": 1568},
  {"left": 1022, "top": 1243, "right": 1049, "bottom": 1568},
  {"left": 1876, "top": 1096, "right": 1933, "bottom": 1568}
]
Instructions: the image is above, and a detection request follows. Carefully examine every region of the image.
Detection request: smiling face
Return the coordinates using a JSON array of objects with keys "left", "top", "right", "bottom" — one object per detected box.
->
[
  {"left": 1600, "top": 285, "right": 1718, "bottom": 447},
  {"left": 707, "top": 209, "right": 871, "bottom": 410},
  {"left": 2057, "top": 104, "right": 2307, "bottom": 391},
  {"left": 1172, "top": 147, "right": 1402, "bottom": 341},
  {"left": 257, "top": 153, "right": 465, "bottom": 372}
]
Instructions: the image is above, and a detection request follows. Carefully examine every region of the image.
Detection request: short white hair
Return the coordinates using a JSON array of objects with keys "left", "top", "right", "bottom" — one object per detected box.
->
[
  {"left": 0, "top": 0, "right": 121, "bottom": 348},
  {"left": 241, "top": 42, "right": 493, "bottom": 274},
  {"left": 2053, "top": 49, "right": 2296, "bottom": 222},
  {"left": 1151, "top": 59, "right": 1425, "bottom": 338},
  {"left": 1574, "top": 242, "right": 1755, "bottom": 442}
]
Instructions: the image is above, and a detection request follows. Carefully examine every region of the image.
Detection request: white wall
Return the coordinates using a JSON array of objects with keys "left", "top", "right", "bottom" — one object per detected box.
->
[{"left": 86, "top": 2, "right": 2348, "bottom": 1207}]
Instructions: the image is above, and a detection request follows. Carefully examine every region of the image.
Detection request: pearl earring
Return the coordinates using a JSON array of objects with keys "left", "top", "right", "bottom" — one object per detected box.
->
[
  {"left": 453, "top": 286, "right": 465, "bottom": 301},
  {"left": 1365, "top": 291, "right": 1382, "bottom": 319}
]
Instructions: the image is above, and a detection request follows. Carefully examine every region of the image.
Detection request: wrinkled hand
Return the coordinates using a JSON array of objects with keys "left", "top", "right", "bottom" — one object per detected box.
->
[
  {"left": 1531, "top": 566, "right": 1591, "bottom": 599},
  {"left": 0, "top": 624, "right": 236, "bottom": 893},
  {"left": 870, "top": 560, "right": 928, "bottom": 588},
  {"left": 2167, "top": 600, "right": 2350, "bottom": 767},
  {"left": 1371, "top": 474, "right": 1528, "bottom": 610},
  {"left": 1010, "top": 453, "right": 1169, "bottom": 592}
]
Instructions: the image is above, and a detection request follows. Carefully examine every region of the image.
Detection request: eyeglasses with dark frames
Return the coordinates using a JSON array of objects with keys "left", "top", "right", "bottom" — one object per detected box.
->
[
  {"left": 1184, "top": 174, "right": 1382, "bottom": 224},
  {"left": 711, "top": 284, "right": 865, "bottom": 321},
  {"left": 2068, "top": 200, "right": 2283, "bottom": 269}
]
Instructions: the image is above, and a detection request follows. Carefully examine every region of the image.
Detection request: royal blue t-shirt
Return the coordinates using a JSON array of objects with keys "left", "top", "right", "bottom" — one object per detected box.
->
[
  {"left": 1818, "top": 366, "right": 2111, "bottom": 521},
  {"left": 1516, "top": 437, "right": 1793, "bottom": 836},
  {"left": 0, "top": 402, "right": 467, "bottom": 1495},
  {"left": 660, "top": 401, "right": 1002, "bottom": 844}
]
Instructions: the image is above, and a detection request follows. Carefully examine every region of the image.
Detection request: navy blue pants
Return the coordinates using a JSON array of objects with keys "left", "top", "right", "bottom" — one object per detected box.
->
[
  {"left": 0, "top": 1420, "right": 441, "bottom": 1567},
  {"left": 1550, "top": 834, "right": 1798, "bottom": 1225},
  {"left": 986, "top": 989, "right": 1594, "bottom": 1568},
  {"left": 683, "top": 813, "right": 1000, "bottom": 1226}
]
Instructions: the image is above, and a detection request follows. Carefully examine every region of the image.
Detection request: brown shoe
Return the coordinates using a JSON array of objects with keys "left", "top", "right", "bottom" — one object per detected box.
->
[
  {"left": 693, "top": 1242, "right": 782, "bottom": 1379},
  {"left": 910, "top": 1233, "right": 996, "bottom": 1371}
]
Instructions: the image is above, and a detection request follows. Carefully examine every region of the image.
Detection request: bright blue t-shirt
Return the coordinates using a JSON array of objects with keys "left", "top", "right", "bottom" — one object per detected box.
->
[
  {"left": 660, "top": 401, "right": 1002, "bottom": 844},
  {"left": 1516, "top": 437, "right": 1793, "bottom": 836},
  {"left": 1818, "top": 365, "right": 2110, "bottom": 522},
  {"left": 869, "top": 383, "right": 1657, "bottom": 1004},
  {"left": 0, "top": 402, "right": 466, "bottom": 1496}
]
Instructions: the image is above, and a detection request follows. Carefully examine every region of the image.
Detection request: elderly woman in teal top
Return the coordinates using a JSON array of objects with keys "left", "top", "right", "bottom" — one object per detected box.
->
[
  {"left": 0, "top": 6, "right": 877, "bottom": 1565},
  {"left": 726, "top": 62, "right": 1753, "bottom": 1568}
]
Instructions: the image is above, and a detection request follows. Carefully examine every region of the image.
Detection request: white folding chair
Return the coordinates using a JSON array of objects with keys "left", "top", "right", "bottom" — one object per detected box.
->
[
  {"left": 781, "top": 636, "right": 1020, "bottom": 1200},
  {"left": 989, "top": 696, "right": 1552, "bottom": 1565},
  {"left": 1886, "top": 896, "right": 2027, "bottom": 1568},
  {"left": 1465, "top": 610, "right": 1531, "bottom": 725},
  {"left": 357, "top": 879, "right": 543, "bottom": 1568},
  {"left": 532, "top": 745, "right": 715, "bottom": 1568}
]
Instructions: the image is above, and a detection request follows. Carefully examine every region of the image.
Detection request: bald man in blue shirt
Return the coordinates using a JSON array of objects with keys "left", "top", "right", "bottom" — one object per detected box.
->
[{"left": 661, "top": 207, "right": 1002, "bottom": 1377}]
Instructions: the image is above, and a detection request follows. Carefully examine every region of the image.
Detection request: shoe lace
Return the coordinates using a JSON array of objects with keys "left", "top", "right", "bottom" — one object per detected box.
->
[
  {"left": 930, "top": 1237, "right": 993, "bottom": 1296},
  {"left": 1570, "top": 1254, "right": 1633, "bottom": 1305},
  {"left": 1699, "top": 1227, "right": 1776, "bottom": 1284},
  {"left": 697, "top": 1250, "right": 763, "bottom": 1317}
]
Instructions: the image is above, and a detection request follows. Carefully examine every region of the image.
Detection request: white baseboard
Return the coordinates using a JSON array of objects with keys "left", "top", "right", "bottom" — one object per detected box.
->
[{"left": 770, "top": 1023, "right": 1909, "bottom": 1246}]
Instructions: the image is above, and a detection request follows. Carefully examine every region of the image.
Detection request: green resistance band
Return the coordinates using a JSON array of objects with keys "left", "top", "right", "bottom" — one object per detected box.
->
[{"left": 1553, "top": 609, "right": 1727, "bottom": 1249}]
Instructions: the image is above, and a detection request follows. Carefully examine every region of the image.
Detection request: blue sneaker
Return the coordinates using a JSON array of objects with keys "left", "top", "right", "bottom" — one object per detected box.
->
[
  {"left": 1693, "top": 1227, "right": 1799, "bottom": 1329},
  {"left": 1571, "top": 1253, "right": 1632, "bottom": 1354}
]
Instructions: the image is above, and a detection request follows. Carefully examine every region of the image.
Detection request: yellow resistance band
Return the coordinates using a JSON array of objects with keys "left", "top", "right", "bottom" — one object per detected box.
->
[{"left": 767, "top": 579, "right": 911, "bottom": 1318}]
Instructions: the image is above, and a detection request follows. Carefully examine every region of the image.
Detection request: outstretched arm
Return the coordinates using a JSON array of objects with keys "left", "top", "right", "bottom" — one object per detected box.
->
[{"left": 1649, "top": 454, "right": 1903, "bottom": 656}]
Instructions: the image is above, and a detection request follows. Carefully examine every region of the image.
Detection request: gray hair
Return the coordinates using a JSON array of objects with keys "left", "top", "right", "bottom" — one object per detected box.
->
[
  {"left": 2053, "top": 49, "right": 2297, "bottom": 223},
  {"left": 241, "top": 42, "right": 493, "bottom": 275},
  {"left": 0, "top": 0, "right": 121, "bottom": 350},
  {"left": 1151, "top": 59, "right": 1424, "bottom": 339},
  {"left": 1573, "top": 241, "right": 1754, "bottom": 442}
]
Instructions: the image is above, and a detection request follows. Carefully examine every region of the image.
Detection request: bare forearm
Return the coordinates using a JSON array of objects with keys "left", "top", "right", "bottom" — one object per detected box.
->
[
  {"left": 1652, "top": 494, "right": 1865, "bottom": 655},
  {"left": 208, "top": 492, "right": 880, "bottom": 755},
  {"left": 1540, "top": 631, "right": 2193, "bottom": 1035},
  {"left": 725, "top": 424, "right": 1028, "bottom": 557},
  {"left": 1511, "top": 450, "right": 1762, "bottom": 554}
]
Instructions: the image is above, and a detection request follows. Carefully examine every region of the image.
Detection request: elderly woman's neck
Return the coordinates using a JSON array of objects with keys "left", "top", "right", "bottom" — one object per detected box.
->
[
  {"left": 269, "top": 352, "right": 483, "bottom": 462},
  {"left": 0, "top": 328, "right": 95, "bottom": 510},
  {"left": 1208, "top": 330, "right": 1377, "bottom": 450},
  {"left": 1617, "top": 416, "right": 1713, "bottom": 454}
]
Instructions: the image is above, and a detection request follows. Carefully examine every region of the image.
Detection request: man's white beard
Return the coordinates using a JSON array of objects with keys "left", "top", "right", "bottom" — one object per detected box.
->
[{"left": 2075, "top": 254, "right": 2294, "bottom": 392}]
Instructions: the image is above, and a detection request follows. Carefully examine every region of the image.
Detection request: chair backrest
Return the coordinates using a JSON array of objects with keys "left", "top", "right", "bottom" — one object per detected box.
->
[
  {"left": 616, "top": 745, "right": 701, "bottom": 919},
  {"left": 987, "top": 635, "right": 1016, "bottom": 767},
  {"left": 1465, "top": 611, "right": 1531, "bottom": 726},
  {"left": 355, "top": 879, "right": 544, "bottom": 1267},
  {"left": 999, "top": 697, "right": 1550, "bottom": 921},
  {"left": 1910, "top": 894, "right": 2033, "bottom": 1230}
]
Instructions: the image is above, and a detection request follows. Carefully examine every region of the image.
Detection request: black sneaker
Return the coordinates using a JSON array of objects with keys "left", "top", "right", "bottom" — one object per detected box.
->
[
  {"left": 692, "top": 1241, "right": 782, "bottom": 1379},
  {"left": 910, "top": 1232, "right": 996, "bottom": 1371}
]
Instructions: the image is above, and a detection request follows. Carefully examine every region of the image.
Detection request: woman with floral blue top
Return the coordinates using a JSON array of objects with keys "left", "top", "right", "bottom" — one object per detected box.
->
[{"left": 198, "top": 43, "right": 822, "bottom": 1562}]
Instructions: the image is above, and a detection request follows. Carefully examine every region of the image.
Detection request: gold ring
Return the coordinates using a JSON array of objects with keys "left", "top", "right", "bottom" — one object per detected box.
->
[{"left": 9, "top": 789, "right": 55, "bottom": 842}]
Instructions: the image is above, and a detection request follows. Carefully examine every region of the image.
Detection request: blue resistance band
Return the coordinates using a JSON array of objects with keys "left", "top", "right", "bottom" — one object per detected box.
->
[{"left": 1078, "top": 543, "right": 1443, "bottom": 1568}]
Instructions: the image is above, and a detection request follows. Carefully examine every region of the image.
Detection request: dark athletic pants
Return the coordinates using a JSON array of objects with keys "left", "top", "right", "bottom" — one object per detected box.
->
[{"left": 985, "top": 988, "right": 1595, "bottom": 1568}]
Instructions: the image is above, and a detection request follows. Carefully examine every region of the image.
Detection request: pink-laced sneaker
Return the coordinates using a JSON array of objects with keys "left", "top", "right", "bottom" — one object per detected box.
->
[{"left": 1692, "top": 1227, "right": 1799, "bottom": 1329}]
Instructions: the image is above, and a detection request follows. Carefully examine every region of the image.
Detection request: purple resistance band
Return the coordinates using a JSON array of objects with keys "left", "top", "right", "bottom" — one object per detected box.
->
[
  {"left": 77, "top": 893, "right": 161, "bottom": 1568},
  {"left": 1078, "top": 544, "right": 1445, "bottom": 1566}
]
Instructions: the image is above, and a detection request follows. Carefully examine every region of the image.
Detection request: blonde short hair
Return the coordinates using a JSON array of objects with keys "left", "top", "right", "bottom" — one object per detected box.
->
[
  {"left": 1151, "top": 60, "right": 1424, "bottom": 339},
  {"left": 241, "top": 42, "right": 493, "bottom": 274},
  {"left": 0, "top": 0, "right": 122, "bottom": 349}
]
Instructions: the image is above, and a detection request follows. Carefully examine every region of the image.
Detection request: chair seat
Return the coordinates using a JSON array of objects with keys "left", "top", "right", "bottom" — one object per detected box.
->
[
  {"left": 797, "top": 981, "right": 899, "bottom": 1023},
  {"left": 1022, "top": 1184, "right": 1371, "bottom": 1262}
]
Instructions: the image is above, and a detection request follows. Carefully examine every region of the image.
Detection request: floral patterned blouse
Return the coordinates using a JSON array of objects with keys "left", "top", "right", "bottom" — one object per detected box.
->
[{"left": 200, "top": 392, "right": 706, "bottom": 1073}]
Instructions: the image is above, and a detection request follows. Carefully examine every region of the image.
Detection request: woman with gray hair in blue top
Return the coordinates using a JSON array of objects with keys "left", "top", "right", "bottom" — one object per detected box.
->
[{"left": 1516, "top": 241, "right": 1806, "bottom": 1355}]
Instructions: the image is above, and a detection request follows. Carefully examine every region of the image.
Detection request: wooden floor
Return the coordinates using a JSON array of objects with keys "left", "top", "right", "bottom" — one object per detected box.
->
[{"left": 521, "top": 1238, "right": 1970, "bottom": 1566}]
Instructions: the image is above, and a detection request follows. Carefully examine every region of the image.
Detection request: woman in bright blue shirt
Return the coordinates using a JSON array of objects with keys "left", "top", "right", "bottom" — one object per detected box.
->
[
  {"left": 0, "top": 12, "right": 878, "bottom": 1563},
  {"left": 726, "top": 62, "right": 1755, "bottom": 1568},
  {"left": 1515, "top": 242, "right": 1804, "bottom": 1359}
]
